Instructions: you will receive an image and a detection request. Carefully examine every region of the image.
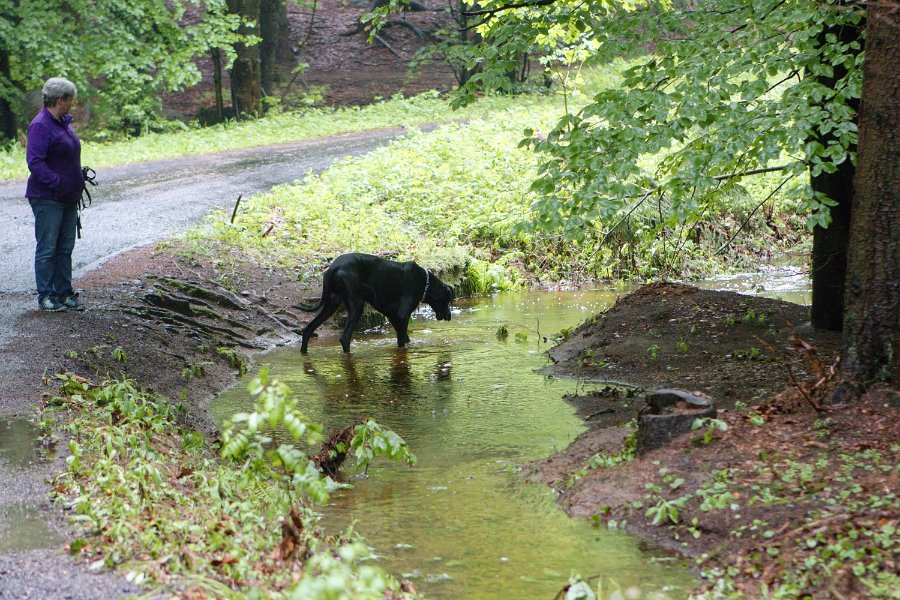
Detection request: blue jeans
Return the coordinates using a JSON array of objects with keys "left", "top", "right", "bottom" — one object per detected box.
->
[{"left": 29, "top": 198, "right": 77, "bottom": 303}]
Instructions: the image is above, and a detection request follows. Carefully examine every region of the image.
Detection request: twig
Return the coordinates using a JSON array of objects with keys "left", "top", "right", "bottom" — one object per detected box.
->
[
  {"left": 715, "top": 173, "right": 794, "bottom": 255},
  {"left": 230, "top": 194, "right": 243, "bottom": 224},
  {"left": 712, "top": 164, "right": 789, "bottom": 181},
  {"left": 373, "top": 33, "right": 402, "bottom": 57},
  {"left": 753, "top": 334, "right": 823, "bottom": 412}
]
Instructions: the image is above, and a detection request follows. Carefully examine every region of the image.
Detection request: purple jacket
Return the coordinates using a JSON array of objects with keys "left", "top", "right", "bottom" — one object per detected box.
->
[{"left": 25, "top": 107, "right": 82, "bottom": 203}]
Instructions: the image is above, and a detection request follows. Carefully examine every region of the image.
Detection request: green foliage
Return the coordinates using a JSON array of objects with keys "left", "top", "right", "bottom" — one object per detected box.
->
[
  {"left": 465, "top": 258, "right": 522, "bottom": 295},
  {"left": 180, "top": 362, "right": 209, "bottom": 380},
  {"left": 0, "top": 0, "right": 243, "bottom": 134},
  {"left": 110, "top": 347, "right": 128, "bottom": 366},
  {"left": 348, "top": 420, "right": 417, "bottom": 472},
  {"left": 47, "top": 372, "right": 414, "bottom": 596},
  {"left": 587, "top": 432, "right": 637, "bottom": 470},
  {"left": 459, "top": 0, "right": 862, "bottom": 252},
  {"left": 644, "top": 468, "right": 690, "bottom": 526},
  {"left": 222, "top": 368, "right": 331, "bottom": 504},
  {"left": 0, "top": 87, "right": 560, "bottom": 180},
  {"left": 216, "top": 346, "right": 247, "bottom": 375},
  {"left": 691, "top": 417, "right": 728, "bottom": 445}
]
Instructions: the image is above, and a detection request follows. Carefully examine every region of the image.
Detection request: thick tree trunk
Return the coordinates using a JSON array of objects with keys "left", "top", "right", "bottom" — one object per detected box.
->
[
  {"left": 259, "top": 0, "right": 289, "bottom": 97},
  {"left": 0, "top": 48, "right": 17, "bottom": 141},
  {"left": 227, "top": 0, "right": 262, "bottom": 118},
  {"left": 838, "top": 6, "right": 899, "bottom": 395},
  {"left": 211, "top": 49, "right": 225, "bottom": 123},
  {"left": 809, "top": 15, "right": 862, "bottom": 332}
]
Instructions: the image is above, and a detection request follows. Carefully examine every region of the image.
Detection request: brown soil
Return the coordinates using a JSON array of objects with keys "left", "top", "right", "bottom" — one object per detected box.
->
[
  {"left": 525, "top": 283, "right": 899, "bottom": 597},
  {"left": 161, "top": 0, "right": 458, "bottom": 120}
]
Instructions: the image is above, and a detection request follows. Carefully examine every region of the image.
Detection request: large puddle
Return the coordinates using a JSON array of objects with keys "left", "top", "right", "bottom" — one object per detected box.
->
[{"left": 211, "top": 288, "right": 696, "bottom": 598}]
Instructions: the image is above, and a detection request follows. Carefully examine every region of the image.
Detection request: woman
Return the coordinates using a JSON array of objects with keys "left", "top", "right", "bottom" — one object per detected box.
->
[{"left": 26, "top": 76, "right": 85, "bottom": 311}]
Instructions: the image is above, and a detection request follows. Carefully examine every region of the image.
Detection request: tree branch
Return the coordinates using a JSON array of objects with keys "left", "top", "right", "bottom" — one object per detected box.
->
[
  {"left": 463, "top": 0, "right": 556, "bottom": 18},
  {"left": 712, "top": 164, "right": 790, "bottom": 181},
  {"left": 714, "top": 173, "right": 795, "bottom": 255}
]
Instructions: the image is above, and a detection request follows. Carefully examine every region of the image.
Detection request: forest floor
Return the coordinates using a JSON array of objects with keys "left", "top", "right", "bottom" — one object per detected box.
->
[
  {"left": 161, "top": 0, "right": 460, "bottom": 121},
  {"left": 3, "top": 2, "right": 898, "bottom": 597}
]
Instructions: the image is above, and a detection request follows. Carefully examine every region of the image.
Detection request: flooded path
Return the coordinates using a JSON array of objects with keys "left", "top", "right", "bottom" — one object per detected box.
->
[{"left": 211, "top": 289, "right": 695, "bottom": 598}]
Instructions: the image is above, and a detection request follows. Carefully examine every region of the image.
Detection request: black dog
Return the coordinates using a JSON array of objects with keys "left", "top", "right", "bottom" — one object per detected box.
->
[{"left": 297, "top": 253, "right": 454, "bottom": 353}]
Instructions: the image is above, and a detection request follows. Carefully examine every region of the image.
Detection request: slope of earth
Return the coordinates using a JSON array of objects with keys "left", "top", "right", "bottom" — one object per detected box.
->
[
  {"left": 162, "top": 0, "right": 459, "bottom": 119},
  {"left": 525, "top": 283, "right": 899, "bottom": 598}
]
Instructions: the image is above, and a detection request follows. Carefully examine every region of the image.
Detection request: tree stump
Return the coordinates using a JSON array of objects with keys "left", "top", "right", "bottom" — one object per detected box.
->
[{"left": 637, "top": 389, "right": 716, "bottom": 455}]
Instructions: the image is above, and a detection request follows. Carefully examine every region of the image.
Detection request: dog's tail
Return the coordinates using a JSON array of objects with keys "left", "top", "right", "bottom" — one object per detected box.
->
[
  {"left": 293, "top": 299, "right": 324, "bottom": 312},
  {"left": 293, "top": 269, "right": 333, "bottom": 312}
]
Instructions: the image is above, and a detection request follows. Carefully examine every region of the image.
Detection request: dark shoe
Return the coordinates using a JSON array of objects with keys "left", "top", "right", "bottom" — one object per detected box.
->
[
  {"left": 39, "top": 296, "right": 66, "bottom": 312},
  {"left": 61, "top": 293, "right": 85, "bottom": 311}
]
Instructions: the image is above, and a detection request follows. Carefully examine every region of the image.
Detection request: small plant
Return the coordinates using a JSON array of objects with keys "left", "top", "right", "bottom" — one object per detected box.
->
[
  {"left": 692, "top": 417, "right": 728, "bottom": 445},
  {"left": 644, "top": 482, "right": 691, "bottom": 526},
  {"left": 813, "top": 417, "right": 833, "bottom": 440},
  {"left": 347, "top": 420, "right": 417, "bottom": 473},
  {"left": 676, "top": 339, "right": 689, "bottom": 353},
  {"left": 180, "top": 362, "right": 210, "bottom": 380},
  {"left": 648, "top": 344, "right": 660, "bottom": 360},
  {"left": 63, "top": 349, "right": 78, "bottom": 360},
  {"left": 110, "top": 347, "right": 127, "bottom": 365},
  {"left": 514, "top": 330, "right": 528, "bottom": 342},
  {"left": 216, "top": 346, "right": 247, "bottom": 375},
  {"left": 731, "top": 347, "right": 761, "bottom": 360},
  {"left": 747, "top": 411, "right": 765, "bottom": 427},
  {"left": 496, "top": 325, "right": 509, "bottom": 340}
]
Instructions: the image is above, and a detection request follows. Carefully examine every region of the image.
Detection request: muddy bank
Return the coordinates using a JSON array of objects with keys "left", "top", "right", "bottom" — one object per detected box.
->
[
  {"left": 525, "top": 283, "right": 899, "bottom": 597},
  {"left": 0, "top": 243, "right": 340, "bottom": 430}
]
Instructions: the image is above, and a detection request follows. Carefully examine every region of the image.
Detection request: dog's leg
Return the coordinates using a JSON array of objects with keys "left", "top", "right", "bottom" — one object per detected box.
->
[
  {"left": 300, "top": 298, "right": 342, "bottom": 353},
  {"left": 388, "top": 315, "right": 411, "bottom": 347},
  {"left": 340, "top": 297, "right": 365, "bottom": 353}
]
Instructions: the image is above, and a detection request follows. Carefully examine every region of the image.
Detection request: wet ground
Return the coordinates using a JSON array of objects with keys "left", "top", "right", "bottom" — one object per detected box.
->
[{"left": 0, "top": 129, "right": 414, "bottom": 599}]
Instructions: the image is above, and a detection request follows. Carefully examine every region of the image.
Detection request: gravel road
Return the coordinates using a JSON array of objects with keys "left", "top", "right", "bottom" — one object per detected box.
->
[{"left": 0, "top": 127, "right": 409, "bottom": 599}]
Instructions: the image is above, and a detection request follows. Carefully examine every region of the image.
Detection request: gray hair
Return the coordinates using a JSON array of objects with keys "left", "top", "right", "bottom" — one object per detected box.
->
[{"left": 42, "top": 77, "right": 77, "bottom": 107}]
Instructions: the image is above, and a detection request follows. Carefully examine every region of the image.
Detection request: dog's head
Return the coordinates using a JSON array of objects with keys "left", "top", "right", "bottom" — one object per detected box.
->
[{"left": 426, "top": 278, "right": 454, "bottom": 321}]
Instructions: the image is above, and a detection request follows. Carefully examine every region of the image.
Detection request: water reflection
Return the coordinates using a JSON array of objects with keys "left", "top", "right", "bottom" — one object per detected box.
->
[
  {"left": 212, "top": 289, "right": 694, "bottom": 598},
  {"left": 0, "top": 418, "right": 48, "bottom": 469},
  {"left": 692, "top": 266, "right": 811, "bottom": 305},
  {"left": 0, "top": 503, "right": 63, "bottom": 552}
]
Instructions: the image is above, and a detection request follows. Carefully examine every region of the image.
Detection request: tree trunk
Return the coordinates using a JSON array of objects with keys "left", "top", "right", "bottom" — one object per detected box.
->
[
  {"left": 259, "top": 0, "right": 289, "bottom": 97},
  {"left": 457, "top": 0, "right": 482, "bottom": 86},
  {"left": 211, "top": 48, "right": 225, "bottom": 123},
  {"left": 809, "top": 15, "right": 862, "bottom": 332},
  {"left": 837, "top": 5, "right": 899, "bottom": 395},
  {"left": 227, "top": 0, "right": 262, "bottom": 118},
  {"left": 0, "top": 48, "right": 16, "bottom": 141}
]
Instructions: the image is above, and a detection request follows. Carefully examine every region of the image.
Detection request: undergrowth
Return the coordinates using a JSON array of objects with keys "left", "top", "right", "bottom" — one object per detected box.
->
[
  {"left": 45, "top": 370, "right": 418, "bottom": 599},
  {"left": 185, "top": 113, "right": 808, "bottom": 288}
]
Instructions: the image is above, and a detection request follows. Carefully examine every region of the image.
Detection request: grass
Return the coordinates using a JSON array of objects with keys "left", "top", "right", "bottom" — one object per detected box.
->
[
  {"left": 182, "top": 104, "right": 809, "bottom": 287},
  {"left": 0, "top": 65, "right": 627, "bottom": 181}
]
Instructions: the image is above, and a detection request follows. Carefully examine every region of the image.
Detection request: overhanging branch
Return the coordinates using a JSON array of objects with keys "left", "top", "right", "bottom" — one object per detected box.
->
[{"left": 462, "top": 0, "right": 556, "bottom": 18}]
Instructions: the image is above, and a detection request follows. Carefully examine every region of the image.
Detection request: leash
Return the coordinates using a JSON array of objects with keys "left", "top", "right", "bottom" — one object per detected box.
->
[
  {"left": 77, "top": 166, "right": 97, "bottom": 239},
  {"left": 420, "top": 268, "right": 430, "bottom": 304}
]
